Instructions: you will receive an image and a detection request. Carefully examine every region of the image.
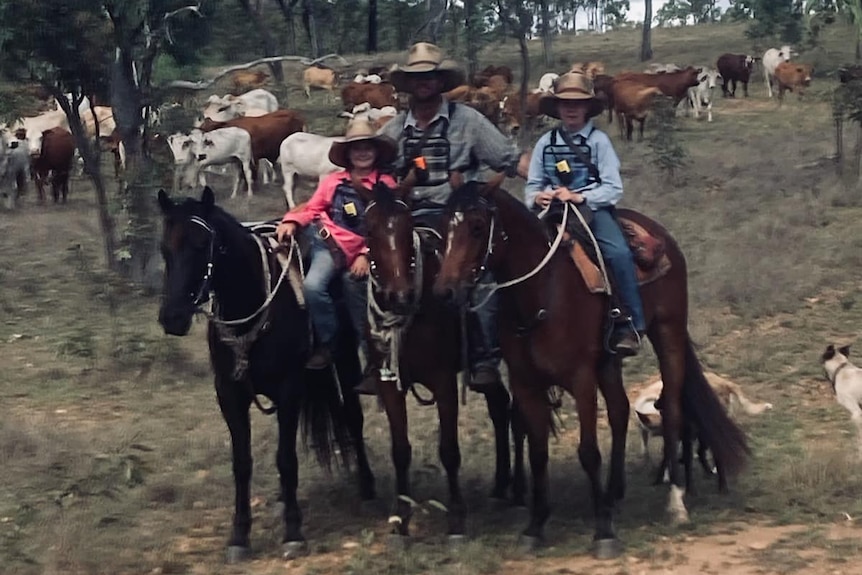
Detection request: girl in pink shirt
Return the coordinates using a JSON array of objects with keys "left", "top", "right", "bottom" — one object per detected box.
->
[{"left": 276, "top": 120, "right": 397, "bottom": 371}]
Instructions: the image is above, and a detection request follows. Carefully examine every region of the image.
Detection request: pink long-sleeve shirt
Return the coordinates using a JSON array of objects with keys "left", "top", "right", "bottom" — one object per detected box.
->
[{"left": 280, "top": 170, "right": 396, "bottom": 266}]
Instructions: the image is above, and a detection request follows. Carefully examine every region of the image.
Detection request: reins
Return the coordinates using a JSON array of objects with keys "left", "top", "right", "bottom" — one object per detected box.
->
[{"left": 469, "top": 200, "right": 569, "bottom": 311}]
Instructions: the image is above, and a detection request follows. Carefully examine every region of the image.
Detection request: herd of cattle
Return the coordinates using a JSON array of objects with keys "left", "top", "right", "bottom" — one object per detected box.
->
[{"left": 1, "top": 42, "right": 857, "bottom": 211}]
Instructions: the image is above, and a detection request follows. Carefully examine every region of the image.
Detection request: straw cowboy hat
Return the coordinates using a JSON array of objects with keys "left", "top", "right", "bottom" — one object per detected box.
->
[
  {"left": 389, "top": 42, "right": 465, "bottom": 93},
  {"left": 539, "top": 72, "right": 605, "bottom": 119},
  {"left": 328, "top": 118, "right": 397, "bottom": 168}
]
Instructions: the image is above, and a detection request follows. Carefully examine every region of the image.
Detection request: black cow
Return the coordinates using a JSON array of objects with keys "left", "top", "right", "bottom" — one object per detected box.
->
[{"left": 716, "top": 53, "right": 756, "bottom": 97}]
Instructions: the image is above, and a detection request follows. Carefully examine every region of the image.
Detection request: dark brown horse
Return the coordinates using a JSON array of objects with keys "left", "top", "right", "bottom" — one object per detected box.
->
[
  {"left": 433, "top": 178, "right": 749, "bottom": 554},
  {"left": 157, "top": 188, "right": 375, "bottom": 561},
  {"left": 354, "top": 176, "right": 522, "bottom": 542}
]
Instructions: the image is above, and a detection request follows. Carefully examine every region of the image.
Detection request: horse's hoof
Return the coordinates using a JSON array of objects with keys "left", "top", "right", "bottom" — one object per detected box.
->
[
  {"left": 387, "top": 533, "right": 410, "bottom": 551},
  {"left": 592, "top": 538, "right": 623, "bottom": 560},
  {"left": 447, "top": 534, "right": 468, "bottom": 550},
  {"left": 281, "top": 540, "right": 309, "bottom": 560},
  {"left": 670, "top": 510, "right": 690, "bottom": 525},
  {"left": 517, "top": 534, "right": 542, "bottom": 552},
  {"left": 225, "top": 545, "right": 251, "bottom": 564}
]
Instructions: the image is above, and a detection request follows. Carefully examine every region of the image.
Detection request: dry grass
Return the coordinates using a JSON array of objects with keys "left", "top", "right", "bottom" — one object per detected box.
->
[{"left": 3, "top": 20, "right": 862, "bottom": 575}]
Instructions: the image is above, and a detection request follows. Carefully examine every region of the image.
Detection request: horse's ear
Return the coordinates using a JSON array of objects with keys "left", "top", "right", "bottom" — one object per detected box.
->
[
  {"left": 201, "top": 187, "right": 215, "bottom": 212},
  {"left": 157, "top": 189, "right": 173, "bottom": 214},
  {"left": 840, "top": 345, "right": 851, "bottom": 357},
  {"left": 351, "top": 173, "right": 375, "bottom": 203},
  {"left": 480, "top": 172, "right": 506, "bottom": 197}
]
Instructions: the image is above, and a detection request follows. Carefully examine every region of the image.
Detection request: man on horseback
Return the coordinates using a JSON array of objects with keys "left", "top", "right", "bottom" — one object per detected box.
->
[
  {"left": 524, "top": 71, "right": 646, "bottom": 356},
  {"left": 362, "top": 42, "right": 530, "bottom": 394},
  {"left": 276, "top": 120, "right": 398, "bottom": 371}
]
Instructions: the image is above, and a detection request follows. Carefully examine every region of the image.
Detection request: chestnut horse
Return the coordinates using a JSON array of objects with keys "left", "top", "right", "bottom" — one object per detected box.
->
[
  {"left": 354, "top": 176, "right": 522, "bottom": 541},
  {"left": 157, "top": 188, "right": 375, "bottom": 561},
  {"left": 433, "top": 178, "right": 749, "bottom": 554}
]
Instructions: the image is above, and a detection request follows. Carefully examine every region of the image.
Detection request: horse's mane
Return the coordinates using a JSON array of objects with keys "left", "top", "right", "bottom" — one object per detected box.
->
[{"left": 171, "top": 197, "right": 252, "bottom": 241}]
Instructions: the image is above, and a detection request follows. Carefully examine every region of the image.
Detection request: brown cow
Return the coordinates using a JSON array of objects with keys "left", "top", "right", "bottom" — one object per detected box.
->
[
  {"left": 499, "top": 91, "right": 543, "bottom": 135},
  {"left": 341, "top": 82, "right": 397, "bottom": 110},
  {"left": 774, "top": 61, "right": 813, "bottom": 103},
  {"left": 571, "top": 61, "right": 606, "bottom": 79},
  {"left": 610, "top": 81, "right": 663, "bottom": 142},
  {"left": 442, "top": 85, "right": 502, "bottom": 123},
  {"left": 199, "top": 109, "right": 306, "bottom": 177},
  {"left": 593, "top": 74, "right": 615, "bottom": 124},
  {"left": 613, "top": 67, "right": 701, "bottom": 107},
  {"left": 472, "top": 64, "right": 514, "bottom": 87},
  {"left": 231, "top": 69, "right": 269, "bottom": 94},
  {"left": 303, "top": 66, "right": 338, "bottom": 100},
  {"left": 33, "top": 127, "right": 75, "bottom": 203}
]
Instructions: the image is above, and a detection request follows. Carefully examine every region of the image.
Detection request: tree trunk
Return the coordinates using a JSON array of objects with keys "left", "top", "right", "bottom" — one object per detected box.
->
[
  {"left": 517, "top": 33, "right": 530, "bottom": 148},
  {"left": 275, "top": 0, "right": 300, "bottom": 54},
  {"left": 238, "top": 0, "right": 284, "bottom": 83},
  {"left": 367, "top": 0, "right": 378, "bottom": 53},
  {"left": 464, "top": 0, "right": 479, "bottom": 78},
  {"left": 856, "top": 37, "right": 861, "bottom": 62},
  {"left": 302, "top": 0, "right": 322, "bottom": 58},
  {"left": 641, "top": 0, "right": 653, "bottom": 62},
  {"left": 540, "top": 0, "right": 553, "bottom": 68}
]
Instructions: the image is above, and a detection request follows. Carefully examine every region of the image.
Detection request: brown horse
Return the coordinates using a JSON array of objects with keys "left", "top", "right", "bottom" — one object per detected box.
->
[
  {"left": 354, "top": 176, "right": 523, "bottom": 541},
  {"left": 433, "top": 178, "right": 749, "bottom": 554}
]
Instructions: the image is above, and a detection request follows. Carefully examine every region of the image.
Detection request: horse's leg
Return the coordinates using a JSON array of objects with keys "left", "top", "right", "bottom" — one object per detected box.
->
[
  {"left": 216, "top": 386, "right": 254, "bottom": 561},
  {"left": 571, "top": 366, "right": 618, "bottom": 550},
  {"left": 651, "top": 329, "right": 689, "bottom": 523},
  {"left": 597, "top": 357, "right": 628, "bottom": 504},
  {"left": 480, "top": 381, "right": 513, "bottom": 500},
  {"left": 340, "top": 389, "right": 376, "bottom": 500},
  {"left": 681, "top": 423, "right": 696, "bottom": 495},
  {"left": 378, "top": 381, "right": 413, "bottom": 537},
  {"left": 510, "top": 396, "right": 527, "bottom": 507},
  {"left": 275, "top": 394, "right": 306, "bottom": 556},
  {"left": 434, "top": 372, "right": 466, "bottom": 538},
  {"left": 509, "top": 373, "right": 551, "bottom": 547}
]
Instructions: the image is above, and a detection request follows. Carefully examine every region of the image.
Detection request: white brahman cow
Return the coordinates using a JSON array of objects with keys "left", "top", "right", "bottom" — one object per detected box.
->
[
  {"left": 762, "top": 45, "right": 795, "bottom": 98},
  {"left": 278, "top": 132, "right": 340, "bottom": 208}
]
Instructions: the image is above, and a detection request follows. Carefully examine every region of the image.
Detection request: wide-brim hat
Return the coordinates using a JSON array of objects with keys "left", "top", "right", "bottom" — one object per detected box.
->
[
  {"left": 328, "top": 119, "right": 397, "bottom": 169},
  {"left": 539, "top": 71, "right": 604, "bottom": 119},
  {"left": 390, "top": 42, "right": 465, "bottom": 93}
]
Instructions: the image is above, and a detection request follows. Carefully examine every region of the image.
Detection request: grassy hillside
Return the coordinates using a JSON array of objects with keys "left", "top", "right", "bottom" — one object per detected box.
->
[{"left": 2, "top": 21, "right": 862, "bottom": 575}]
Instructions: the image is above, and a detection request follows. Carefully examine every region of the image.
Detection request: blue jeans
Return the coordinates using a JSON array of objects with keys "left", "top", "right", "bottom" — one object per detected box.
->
[
  {"left": 469, "top": 270, "right": 501, "bottom": 371},
  {"left": 302, "top": 229, "right": 369, "bottom": 356},
  {"left": 590, "top": 208, "right": 646, "bottom": 332}
]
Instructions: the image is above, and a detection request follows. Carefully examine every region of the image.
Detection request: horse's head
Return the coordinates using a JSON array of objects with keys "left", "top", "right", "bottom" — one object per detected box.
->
[
  {"left": 157, "top": 187, "right": 217, "bottom": 336},
  {"left": 354, "top": 173, "right": 416, "bottom": 313},
  {"left": 433, "top": 173, "right": 506, "bottom": 305}
]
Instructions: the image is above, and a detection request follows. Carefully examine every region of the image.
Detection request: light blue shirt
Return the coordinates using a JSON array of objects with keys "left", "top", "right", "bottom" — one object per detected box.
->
[{"left": 524, "top": 120, "right": 623, "bottom": 211}]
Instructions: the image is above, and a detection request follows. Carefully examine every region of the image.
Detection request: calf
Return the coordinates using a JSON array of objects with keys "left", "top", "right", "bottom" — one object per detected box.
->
[
  {"left": 822, "top": 345, "right": 862, "bottom": 458},
  {"left": 341, "top": 82, "right": 397, "bottom": 110},
  {"left": 773, "top": 61, "right": 812, "bottom": 103},
  {"left": 499, "top": 91, "right": 543, "bottom": 135},
  {"left": 687, "top": 68, "right": 721, "bottom": 122},
  {"left": 571, "top": 61, "right": 606, "bottom": 78},
  {"left": 763, "top": 45, "right": 795, "bottom": 98},
  {"left": 0, "top": 130, "right": 29, "bottom": 209},
  {"left": 716, "top": 53, "right": 756, "bottom": 98},
  {"left": 278, "top": 132, "right": 340, "bottom": 208},
  {"left": 443, "top": 85, "right": 501, "bottom": 123},
  {"left": 593, "top": 74, "right": 615, "bottom": 124},
  {"left": 339, "top": 102, "right": 397, "bottom": 130},
  {"left": 230, "top": 69, "right": 269, "bottom": 94},
  {"left": 201, "top": 88, "right": 278, "bottom": 123},
  {"left": 32, "top": 127, "right": 75, "bottom": 204},
  {"left": 644, "top": 63, "right": 681, "bottom": 74},
  {"left": 187, "top": 128, "right": 255, "bottom": 198},
  {"left": 199, "top": 109, "right": 306, "bottom": 183},
  {"left": 614, "top": 67, "right": 701, "bottom": 108},
  {"left": 610, "top": 80, "right": 662, "bottom": 141},
  {"left": 535, "top": 72, "right": 559, "bottom": 94},
  {"left": 303, "top": 65, "right": 338, "bottom": 100}
]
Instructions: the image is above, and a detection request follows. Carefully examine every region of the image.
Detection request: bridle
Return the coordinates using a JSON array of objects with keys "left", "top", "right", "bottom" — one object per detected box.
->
[
  {"left": 364, "top": 197, "right": 418, "bottom": 291},
  {"left": 188, "top": 215, "right": 216, "bottom": 307},
  {"left": 447, "top": 192, "right": 569, "bottom": 311}
]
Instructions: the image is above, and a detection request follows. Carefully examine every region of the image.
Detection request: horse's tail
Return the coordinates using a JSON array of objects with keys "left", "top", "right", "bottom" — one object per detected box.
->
[
  {"left": 300, "top": 368, "right": 353, "bottom": 472},
  {"left": 683, "top": 338, "right": 750, "bottom": 477}
]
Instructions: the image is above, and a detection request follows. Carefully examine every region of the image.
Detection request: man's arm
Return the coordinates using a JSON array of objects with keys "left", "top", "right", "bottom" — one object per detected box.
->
[{"left": 465, "top": 107, "right": 524, "bottom": 178}]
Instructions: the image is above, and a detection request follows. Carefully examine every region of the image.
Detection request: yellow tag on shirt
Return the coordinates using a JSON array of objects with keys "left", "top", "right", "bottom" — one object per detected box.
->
[
  {"left": 344, "top": 202, "right": 358, "bottom": 216},
  {"left": 555, "top": 160, "right": 571, "bottom": 173}
]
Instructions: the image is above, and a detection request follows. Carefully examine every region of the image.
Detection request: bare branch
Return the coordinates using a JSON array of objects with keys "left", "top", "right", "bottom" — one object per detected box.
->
[
  {"left": 161, "top": 53, "right": 350, "bottom": 90},
  {"left": 164, "top": 3, "right": 203, "bottom": 46}
]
